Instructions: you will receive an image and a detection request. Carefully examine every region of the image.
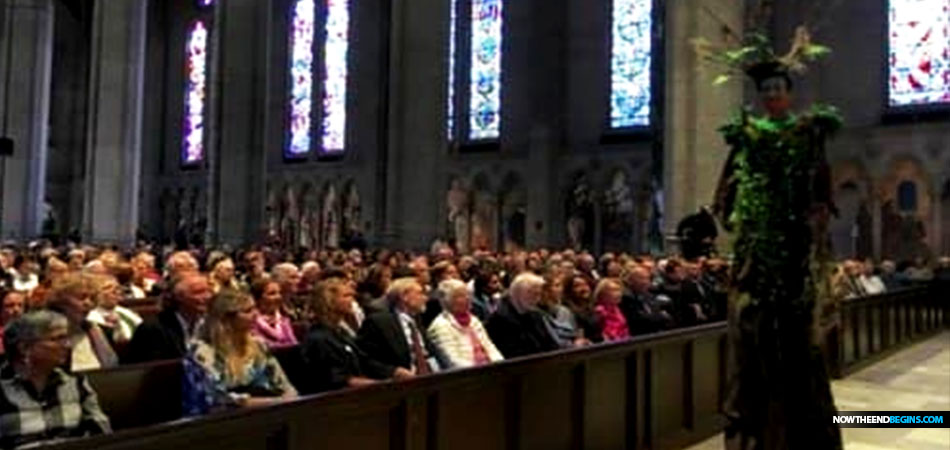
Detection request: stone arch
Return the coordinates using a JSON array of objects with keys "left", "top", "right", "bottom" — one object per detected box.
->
[
  {"left": 878, "top": 156, "right": 933, "bottom": 262},
  {"left": 500, "top": 172, "right": 526, "bottom": 252},
  {"left": 830, "top": 160, "right": 873, "bottom": 260},
  {"left": 278, "top": 185, "right": 298, "bottom": 248},
  {"left": 470, "top": 172, "right": 498, "bottom": 251}
]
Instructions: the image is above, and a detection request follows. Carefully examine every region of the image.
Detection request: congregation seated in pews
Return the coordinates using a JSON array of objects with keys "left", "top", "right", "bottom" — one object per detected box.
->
[{"left": 0, "top": 240, "right": 945, "bottom": 448}]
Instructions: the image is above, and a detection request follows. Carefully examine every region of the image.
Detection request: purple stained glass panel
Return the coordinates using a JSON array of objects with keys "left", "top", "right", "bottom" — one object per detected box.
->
[
  {"left": 321, "top": 0, "right": 349, "bottom": 153},
  {"left": 469, "top": 0, "right": 502, "bottom": 141},
  {"left": 888, "top": 0, "right": 950, "bottom": 106},
  {"left": 182, "top": 21, "right": 209, "bottom": 166},
  {"left": 610, "top": 0, "right": 652, "bottom": 128},
  {"left": 288, "top": 0, "right": 316, "bottom": 156}
]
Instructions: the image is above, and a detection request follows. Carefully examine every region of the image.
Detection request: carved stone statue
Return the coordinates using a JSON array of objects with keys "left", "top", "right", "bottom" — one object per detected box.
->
[
  {"left": 342, "top": 183, "right": 362, "bottom": 239},
  {"left": 566, "top": 178, "right": 593, "bottom": 250},
  {"left": 322, "top": 186, "right": 340, "bottom": 249},
  {"left": 446, "top": 178, "right": 471, "bottom": 253}
]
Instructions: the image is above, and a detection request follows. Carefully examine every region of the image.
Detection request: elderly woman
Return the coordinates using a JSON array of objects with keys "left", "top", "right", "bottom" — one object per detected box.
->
[
  {"left": 0, "top": 311, "right": 111, "bottom": 448},
  {"left": 86, "top": 275, "right": 143, "bottom": 345},
  {"left": 183, "top": 289, "right": 297, "bottom": 415},
  {"left": 250, "top": 279, "right": 298, "bottom": 348},
  {"left": 46, "top": 272, "right": 118, "bottom": 371},
  {"left": 426, "top": 279, "right": 503, "bottom": 369},
  {"left": 539, "top": 274, "right": 589, "bottom": 348},
  {"left": 485, "top": 273, "right": 560, "bottom": 358},
  {"left": 593, "top": 278, "right": 629, "bottom": 342},
  {"left": 301, "top": 279, "right": 412, "bottom": 393}
]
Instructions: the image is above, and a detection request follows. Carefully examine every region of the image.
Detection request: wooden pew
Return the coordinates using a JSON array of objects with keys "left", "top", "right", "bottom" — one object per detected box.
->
[{"left": 85, "top": 359, "right": 184, "bottom": 430}]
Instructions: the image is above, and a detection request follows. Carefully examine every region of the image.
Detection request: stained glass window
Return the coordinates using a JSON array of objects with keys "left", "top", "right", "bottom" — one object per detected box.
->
[
  {"left": 321, "top": 0, "right": 350, "bottom": 153},
  {"left": 447, "top": 0, "right": 458, "bottom": 137},
  {"left": 610, "top": 0, "right": 652, "bottom": 128},
  {"left": 469, "top": 0, "right": 502, "bottom": 141},
  {"left": 182, "top": 21, "right": 209, "bottom": 165},
  {"left": 888, "top": 0, "right": 950, "bottom": 107},
  {"left": 288, "top": 0, "right": 316, "bottom": 157}
]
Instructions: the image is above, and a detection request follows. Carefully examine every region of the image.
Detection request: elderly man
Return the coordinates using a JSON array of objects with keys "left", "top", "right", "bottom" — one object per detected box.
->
[
  {"left": 485, "top": 273, "right": 559, "bottom": 358},
  {"left": 619, "top": 264, "right": 673, "bottom": 335},
  {"left": 0, "top": 311, "right": 111, "bottom": 448},
  {"left": 124, "top": 273, "right": 212, "bottom": 363},
  {"left": 357, "top": 278, "right": 442, "bottom": 375},
  {"left": 272, "top": 263, "right": 305, "bottom": 321}
]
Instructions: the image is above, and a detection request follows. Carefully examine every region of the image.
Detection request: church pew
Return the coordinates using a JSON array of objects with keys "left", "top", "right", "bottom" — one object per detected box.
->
[
  {"left": 834, "top": 284, "right": 947, "bottom": 377},
  {"left": 85, "top": 359, "right": 184, "bottom": 430},
  {"left": 57, "top": 285, "right": 939, "bottom": 450},
  {"left": 48, "top": 322, "right": 731, "bottom": 450}
]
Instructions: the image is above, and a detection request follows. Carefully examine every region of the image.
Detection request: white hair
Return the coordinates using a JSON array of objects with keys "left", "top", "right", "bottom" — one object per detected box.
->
[
  {"left": 437, "top": 279, "right": 470, "bottom": 309},
  {"left": 509, "top": 272, "right": 545, "bottom": 311}
]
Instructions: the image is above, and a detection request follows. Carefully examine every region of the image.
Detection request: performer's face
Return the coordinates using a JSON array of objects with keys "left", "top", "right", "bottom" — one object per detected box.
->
[{"left": 758, "top": 76, "right": 791, "bottom": 118}]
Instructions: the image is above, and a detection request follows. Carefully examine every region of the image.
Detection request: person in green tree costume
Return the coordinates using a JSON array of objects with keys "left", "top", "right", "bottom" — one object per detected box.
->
[{"left": 708, "top": 34, "right": 844, "bottom": 450}]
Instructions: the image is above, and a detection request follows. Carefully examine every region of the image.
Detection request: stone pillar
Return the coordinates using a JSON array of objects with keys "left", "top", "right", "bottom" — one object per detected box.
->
[
  {"left": 383, "top": 0, "right": 448, "bottom": 248},
  {"left": 662, "top": 0, "right": 742, "bottom": 246},
  {"left": 82, "top": 0, "right": 148, "bottom": 245},
  {"left": 210, "top": 0, "right": 269, "bottom": 245},
  {"left": 0, "top": 0, "right": 53, "bottom": 239}
]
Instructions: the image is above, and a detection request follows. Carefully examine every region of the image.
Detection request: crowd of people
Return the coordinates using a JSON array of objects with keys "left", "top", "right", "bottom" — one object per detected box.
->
[{"left": 0, "top": 240, "right": 946, "bottom": 448}]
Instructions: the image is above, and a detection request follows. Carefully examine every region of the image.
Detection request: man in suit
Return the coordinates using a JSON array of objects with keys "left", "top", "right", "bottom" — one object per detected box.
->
[
  {"left": 619, "top": 263, "right": 673, "bottom": 335},
  {"left": 123, "top": 272, "right": 212, "bottom": 363},
  {"left": 357, "top": 277, "right": 442, "bottom": 375}
]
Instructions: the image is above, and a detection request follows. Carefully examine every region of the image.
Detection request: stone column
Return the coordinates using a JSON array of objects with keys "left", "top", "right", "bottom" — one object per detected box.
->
[
  {"left": 210, "top": 0, "right": 269, "bottom": 245},
  {"left": 82, "top": 0, "right": 148, "bottom": 245},
  {"left": 871, "top": 195, "right": 883, "bottom": 261},
  {"left": 383, "top": 0, "right": 448, "bottom": 248},
  {"left": 662, "top": 0, "right": 742, "bottom": 246},
  {"left": 0, "top": 0, "right": 53, "bottom": 239}
]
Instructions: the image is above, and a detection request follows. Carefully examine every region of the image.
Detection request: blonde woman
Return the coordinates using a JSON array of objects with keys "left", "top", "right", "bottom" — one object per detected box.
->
[
  {"left": 86, "top": 275, "right": 142, "bottom": 345},
  {"left": 183, "top": 289, "right": 297, "bottom": 415},
  {"left": 207, "top": 254, "right": 241, "bottom": 293},
  {"left": 46, "top": 272, "right": 118, "bottom": 371},
  {"left": 426, "top": 279, "right": 503, "bottom": 369}
]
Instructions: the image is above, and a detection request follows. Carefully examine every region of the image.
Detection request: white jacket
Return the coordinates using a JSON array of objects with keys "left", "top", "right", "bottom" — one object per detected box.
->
[{"left": 427, "top": 311, "right": 504, "bottom": 369}]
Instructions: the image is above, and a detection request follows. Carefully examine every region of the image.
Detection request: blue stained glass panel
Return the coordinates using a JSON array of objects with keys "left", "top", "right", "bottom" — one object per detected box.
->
[
  {"left": 610, "top": 0, "right": 652, "bottom": 128},
  {"left": 469, "top": 0, "right": 502, "bottom": 140},
  {"left": 182, "top": 21, "right": 209, "bottom": 165},
  {"left": 321, "top": 0, "right": 349, "bottom": 153},
  {"left": 288, "top": 0, "right": 316, "bottom": 157},
  {"left": 888, "top": 0, "right": 950, "bottom": 106}
]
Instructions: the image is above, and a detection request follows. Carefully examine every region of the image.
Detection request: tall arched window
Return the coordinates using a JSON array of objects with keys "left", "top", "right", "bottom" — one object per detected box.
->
[
  {"left": 888, "top": 0, "right": 950, "bottom": 107},
  {"left": 285, "top": 0, "right": 351, "bottom": 158},
  {"left": 182, "top": 20, "right": 209, "bottom": 166},
  {"left": 288, "top": 0, "right": 316, "bottom": 157},
  {"left": 447, "top": 0, "right": 504, "bottom": 144},
  {"left": 610, "top": 0, "right": 653, "bottom": 129},
  {"left": 321, "top": 0, "right": 350, "bottom": 153}
]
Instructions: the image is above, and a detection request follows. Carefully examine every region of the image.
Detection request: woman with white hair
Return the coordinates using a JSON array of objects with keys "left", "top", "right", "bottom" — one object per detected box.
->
[
  {"left": 485, "top": 273, "right": 560, "bottom": 358},
  {"left": 426, "top": 279, "right": 503, "bottom": 369}
]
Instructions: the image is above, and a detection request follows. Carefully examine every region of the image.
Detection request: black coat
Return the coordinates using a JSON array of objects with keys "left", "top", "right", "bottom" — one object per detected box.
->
[
  {"left": 301, "top": 323, "right": 394, "bottom": 394},
  {"left": 485, "top": 298, "right": 559, "bottom": 359},
  {"left": 620, "top": 290, "right": 674, "bottom": 335},
  {"left": 356, "top": 310, "right": 442, "bottom": 371},
  {"left": 123, "top": 308, "right": 187, "bottom": 364}
]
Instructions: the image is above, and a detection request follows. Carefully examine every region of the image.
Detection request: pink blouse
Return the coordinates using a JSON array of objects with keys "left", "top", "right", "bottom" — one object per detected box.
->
[
  {"left": 594, "top": 303, "right": 630, "bottom": 342},
  {"left": 253, "top": 312, "right": 298, "bottom": 348}
]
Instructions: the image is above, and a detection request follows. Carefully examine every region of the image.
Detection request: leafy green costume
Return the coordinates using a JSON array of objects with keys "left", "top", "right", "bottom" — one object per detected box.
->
[{"left": 714, "top": 104, "right": 844, "bottom": 450}]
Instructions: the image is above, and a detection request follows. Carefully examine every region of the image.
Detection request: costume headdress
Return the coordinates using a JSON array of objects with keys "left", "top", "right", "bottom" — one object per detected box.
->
[{"left": 691, "top": 0, "right": 834, "bottom": 86}]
